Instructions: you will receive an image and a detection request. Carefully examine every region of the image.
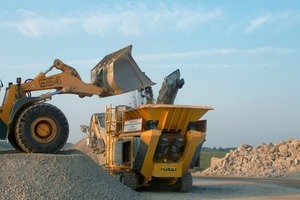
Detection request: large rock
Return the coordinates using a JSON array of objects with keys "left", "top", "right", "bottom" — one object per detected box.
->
[{"left": 200, "top": 138, "right": 300, "bottom": 178}]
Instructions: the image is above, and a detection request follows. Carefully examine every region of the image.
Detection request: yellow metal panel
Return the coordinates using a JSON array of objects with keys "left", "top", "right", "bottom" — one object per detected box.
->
[
  {"left": 0, "top": 85, "right": 18, "bottom": 126},
  {"left": 139, "top": 129, "right": 206, "bottom": 180},
  {"left": 124, "top": 104, "right": 213, "bottom": 132},
  {"left": 140, "top": 129, "right": 161, "bottom": 181},
  {"left": 152, "top": 163, "right": 182, "bottom": 177},
  {"left": 181, "top": 130, "right": 206, "bottom": 172}
]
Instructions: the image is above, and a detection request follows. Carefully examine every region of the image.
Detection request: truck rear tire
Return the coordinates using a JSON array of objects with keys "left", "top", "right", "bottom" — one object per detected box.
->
[
  {"left": 120, "top": 172, "right": 139, "bottom": 190},
  {"left": 176, "top": 171, "right": 192, "bottom": 192},
  {"left": 14, "top": 103, "right": 69, "bottom": 153}
]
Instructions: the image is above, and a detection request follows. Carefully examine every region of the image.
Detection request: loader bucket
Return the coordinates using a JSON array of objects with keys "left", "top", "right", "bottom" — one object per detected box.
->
[{"left": 91, "top": 45, "right": 155, "bottom": 97}]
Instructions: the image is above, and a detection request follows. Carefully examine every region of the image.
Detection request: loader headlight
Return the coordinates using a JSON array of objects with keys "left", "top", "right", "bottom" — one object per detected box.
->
[{"left": 17, "top": 77, "right": 21, "bottom": 84}]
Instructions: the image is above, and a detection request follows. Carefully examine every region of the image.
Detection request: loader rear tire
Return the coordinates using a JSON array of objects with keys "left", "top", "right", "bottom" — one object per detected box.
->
[
  {"left": 176, "top": 171, "right": 192, "bottom": 192},
  {"left": 15, "top": 103, "right": 69, "bottom": 153}
]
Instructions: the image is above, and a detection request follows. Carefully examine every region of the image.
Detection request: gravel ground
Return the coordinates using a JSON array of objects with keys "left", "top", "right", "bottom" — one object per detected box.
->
[
  {"left": 0, "top": 150, "right": 143, "bottom": 200},
  {"left": 1, "top": 138, "right": 298, "bottom": 200},
  {"left": 139, "top": 176, "right": 300, "bottom": 200}
]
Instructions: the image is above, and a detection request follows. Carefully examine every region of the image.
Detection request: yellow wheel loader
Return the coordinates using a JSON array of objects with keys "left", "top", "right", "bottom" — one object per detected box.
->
[
  {"left": 0, "top": 45, "right": 154, "bottom": 153},
  {"left": 81, "top": 70, "right": 213, "bottom": 192}
]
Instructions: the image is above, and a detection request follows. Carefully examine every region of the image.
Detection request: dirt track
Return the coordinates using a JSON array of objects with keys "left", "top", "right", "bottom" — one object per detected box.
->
[{"left": 140, "top": 176, "right": 300, "bottom": 200}]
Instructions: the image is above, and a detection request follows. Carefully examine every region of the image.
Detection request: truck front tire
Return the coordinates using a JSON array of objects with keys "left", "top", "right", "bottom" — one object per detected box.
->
[{"left": 176, "top": 171, "right": 192, "bottom": 192}]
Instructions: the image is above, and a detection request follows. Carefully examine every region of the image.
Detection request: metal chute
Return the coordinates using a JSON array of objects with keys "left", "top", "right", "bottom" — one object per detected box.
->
[
  {"left": 156, "top": 69, "right": 185, "bottom": 104},
  {"left": 91, "top": 45, "right": 155, "bottom": 97}
]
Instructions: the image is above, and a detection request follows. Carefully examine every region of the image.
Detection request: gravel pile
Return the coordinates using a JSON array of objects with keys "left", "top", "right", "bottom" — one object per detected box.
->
[
  {"left": 0, "top": 149, "right": 143, "bottom": 200},
  {"left": 71, "top": 138, "right": 101, "bottom": 164},
  {"left": 71, "top": 138, "right": 106, "bottom": 166},
  {"left": 200, "top": 138, "right": 300, "bottom": 178}
]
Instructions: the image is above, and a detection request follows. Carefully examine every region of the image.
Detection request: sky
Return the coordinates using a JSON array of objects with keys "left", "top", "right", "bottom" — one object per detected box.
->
[{"left": 0, "top": 1, "right": 299, "bottom": 148}]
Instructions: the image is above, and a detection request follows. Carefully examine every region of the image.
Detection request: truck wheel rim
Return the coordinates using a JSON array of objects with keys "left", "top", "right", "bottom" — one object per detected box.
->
[{"left": 31, "top": 117, "right": 57, "bottom": 143}]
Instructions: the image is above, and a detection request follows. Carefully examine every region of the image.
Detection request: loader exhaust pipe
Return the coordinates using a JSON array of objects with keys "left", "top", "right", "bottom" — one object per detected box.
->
[{"left": 91, "top": 45, "right": 155, "bottom": 97}]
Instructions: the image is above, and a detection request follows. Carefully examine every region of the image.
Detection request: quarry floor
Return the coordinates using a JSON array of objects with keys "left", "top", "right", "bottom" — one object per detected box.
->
[{"left": 139, "top": 176, "right": 300, "bottom": 200}]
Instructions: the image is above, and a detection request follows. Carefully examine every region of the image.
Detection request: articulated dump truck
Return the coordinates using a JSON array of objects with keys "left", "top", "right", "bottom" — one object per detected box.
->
[
  {"left": 81, "top": 69, "right": 213, "bottom": 192},
  {"left": 0, "top": 45, "right": 154, "bottom": 153}
]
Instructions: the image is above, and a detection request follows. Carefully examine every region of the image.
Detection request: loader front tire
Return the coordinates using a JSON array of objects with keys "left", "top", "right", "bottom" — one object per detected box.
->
[
  {"left": 15, "top": 103, "right": 69, "bottom": 153},
  {"left": 8, "top": 133, "right": 24, "bottom": 152}
]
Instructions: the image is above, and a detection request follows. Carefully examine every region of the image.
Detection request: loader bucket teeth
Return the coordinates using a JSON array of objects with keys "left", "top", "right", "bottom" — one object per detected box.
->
[{"left": 91, "top": 45, "right": 155, "bottom": 97}]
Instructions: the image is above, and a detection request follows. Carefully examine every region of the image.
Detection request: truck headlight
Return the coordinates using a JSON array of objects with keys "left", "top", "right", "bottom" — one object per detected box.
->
[
  {"left": 154, "top": 134, "right": 169, "bottom": 159},
  {"left": 169, "top": 135, "right": 184, "bottom": 161}
]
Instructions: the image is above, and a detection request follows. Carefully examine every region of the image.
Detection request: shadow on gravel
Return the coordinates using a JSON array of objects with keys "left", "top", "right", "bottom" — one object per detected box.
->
[
  {"left": 0, "top": 149, "right": 83, "bottom": 155},
  {"left": 0, "top": 150, "right": 18, "bottom": 154}
]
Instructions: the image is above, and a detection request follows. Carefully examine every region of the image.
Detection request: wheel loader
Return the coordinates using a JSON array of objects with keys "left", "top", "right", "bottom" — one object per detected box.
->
[
  {"left": 81, "top": 69, "right": 213, "bottom": 191},
  {"left": 0, "top": 45, "right": 154, "bottom": 153}
]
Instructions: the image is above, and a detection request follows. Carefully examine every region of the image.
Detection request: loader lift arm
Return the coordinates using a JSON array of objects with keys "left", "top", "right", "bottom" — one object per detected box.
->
[{"left": 21, "top": 59, "right": 106, "bottom": 100}]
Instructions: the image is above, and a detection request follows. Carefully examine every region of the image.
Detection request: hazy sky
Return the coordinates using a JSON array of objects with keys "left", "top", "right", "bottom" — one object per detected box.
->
[{"left": 0, "top": 1, "right": 299, "bottom": 147}]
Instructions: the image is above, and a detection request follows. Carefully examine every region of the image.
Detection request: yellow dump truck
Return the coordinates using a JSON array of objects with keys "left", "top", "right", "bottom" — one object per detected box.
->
[{"left": 81, "top": 103, "right": 212, "bottom": 191}]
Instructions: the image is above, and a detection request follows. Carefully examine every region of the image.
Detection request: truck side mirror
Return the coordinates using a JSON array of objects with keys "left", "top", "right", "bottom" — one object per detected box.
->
[{"left": 0, "top": 79, "right": 3, "bottom": 88}]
